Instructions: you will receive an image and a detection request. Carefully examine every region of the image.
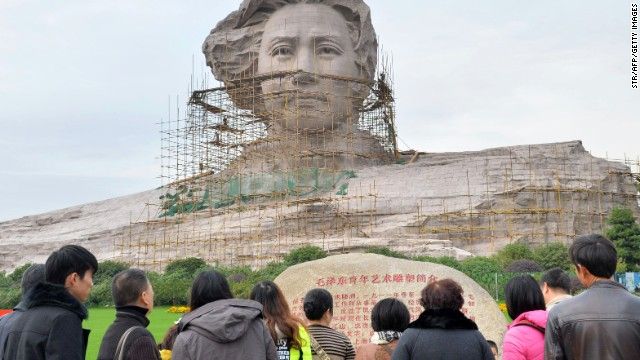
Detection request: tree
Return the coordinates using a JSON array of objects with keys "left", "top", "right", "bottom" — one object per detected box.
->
[{"left": 605, "top": 207, "right": 640, "bottom": 271}]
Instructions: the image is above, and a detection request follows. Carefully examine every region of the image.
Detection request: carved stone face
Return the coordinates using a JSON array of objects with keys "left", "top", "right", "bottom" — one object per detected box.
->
[{"left": 257, "top": 3, "right": 364, "bottom": 132}]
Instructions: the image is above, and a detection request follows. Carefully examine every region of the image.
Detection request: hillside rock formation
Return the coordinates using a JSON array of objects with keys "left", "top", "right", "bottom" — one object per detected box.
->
[{"left": 0, "top": 140, "right": 637, "bottom": 271}]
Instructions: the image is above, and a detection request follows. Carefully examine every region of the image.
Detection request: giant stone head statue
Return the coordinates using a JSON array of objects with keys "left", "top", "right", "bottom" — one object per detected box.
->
[{"left": 203, "top": 0, "right": 378, "bottom": 132}]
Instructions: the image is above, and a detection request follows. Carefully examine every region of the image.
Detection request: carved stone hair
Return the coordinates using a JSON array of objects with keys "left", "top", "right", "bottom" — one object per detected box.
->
[{"left": 203, "top": 0, "right": 378, "bottom": 84}]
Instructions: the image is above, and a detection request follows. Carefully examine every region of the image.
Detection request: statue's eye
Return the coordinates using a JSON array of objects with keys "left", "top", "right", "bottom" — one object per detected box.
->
[
  {"left": 317, "top": 46, "right": 340, "bottom": 56},
  {"left": 272, "top": 46, "right": 293, "bottom": 57}
]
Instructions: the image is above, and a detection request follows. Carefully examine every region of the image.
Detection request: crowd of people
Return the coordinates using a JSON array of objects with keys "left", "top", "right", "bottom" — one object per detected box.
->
[{"left": 0, "top": 233, "right": 639, "bottom": 360}]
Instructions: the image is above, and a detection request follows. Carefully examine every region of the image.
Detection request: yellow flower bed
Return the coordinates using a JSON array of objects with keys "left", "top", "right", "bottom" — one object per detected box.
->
[
  {"left": 498, "top": 302, "right": 507, "bottom": 313},
  {"left": 167, "top": 306, "right": 190, "bottom": 314}
]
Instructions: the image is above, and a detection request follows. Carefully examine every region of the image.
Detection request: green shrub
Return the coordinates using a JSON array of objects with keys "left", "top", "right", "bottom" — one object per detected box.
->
[
  {"left": 459, "top": 256, "right": 506, "bottom": 299},
  {"left": 87, "top": 281, "right": 113, "bottom": 306},
  {"left": 414, "top": 256, "right": 461, "bottom": 270},
  {"left": 505, "top": 259, "right": 543, "bottom": 273},
  {"left": 617, "top": 259, "right": 629, "bottom": 273},
  {"left": 165, "top": 258, "right": 208, "bottom": 277},
  {"left": 460, "top": 257, "right": 502, "bottom": 279},
  {"left": 153, "top": 271, "right": 192, "bottom": 305},
  {"left": 230, "top": 280, "right": 257, "bottom": 299},
  {"left": 256, "top": 262, "right": 288, "bottom": 280},
  {"left": 216, "top": 265, "right": 256, "bottom": 299},
  {"left": 532, "top": 243, "right": 571, "bottom": 270},
  {"left": 0, "top": 288, "right": 21, "bottom": 309},
  {"left": 93, "top": 261, "right": 130, "bottom": 285},
  {"left": 146, "top": 271, "right": 161, "bottom": 282},
  {"left": 8, "top": 263, "right": 34, "bottom": 285},
  {"left": 283, "top": 246, "right": 327, "bottom": 265},
  {"left": 0, "top": 272, "right": 10, "bottom": 288},
  {"left": 365, "top": 247, "right": 408, "bottom": 259},
  {"left": 495, "top": 243, "right": 534, "bottom": 269}
]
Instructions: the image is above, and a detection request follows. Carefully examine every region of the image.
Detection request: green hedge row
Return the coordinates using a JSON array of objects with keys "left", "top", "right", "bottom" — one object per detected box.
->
[{"left": 0, "top": 242, "right": 574, "bottom": 308}]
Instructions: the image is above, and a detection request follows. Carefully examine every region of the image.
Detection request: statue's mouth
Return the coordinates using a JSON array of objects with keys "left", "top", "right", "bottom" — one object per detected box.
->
[
  {"left": 263, "top": 89, "right": 330, "bottom": 105},
  {"left": 294, "top": 97, "right": 325, "bottom": 109},
  {"left": 294, "top": 92, "right": 328, "bottom": 101}
]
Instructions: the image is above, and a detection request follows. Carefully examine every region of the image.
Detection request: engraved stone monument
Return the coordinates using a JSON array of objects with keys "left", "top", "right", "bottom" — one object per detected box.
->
[{"left": 274, "top": 253, "right": 507, "bottom": 346}]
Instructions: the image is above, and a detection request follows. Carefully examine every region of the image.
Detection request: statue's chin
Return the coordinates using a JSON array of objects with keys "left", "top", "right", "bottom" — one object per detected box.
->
[{"left": 263, "top": 102, "right": 356, "bottom": 133}]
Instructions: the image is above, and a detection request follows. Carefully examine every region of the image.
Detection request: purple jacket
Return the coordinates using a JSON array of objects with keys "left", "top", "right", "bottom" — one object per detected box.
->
[{"left": 503, "top": 310, "right": 547, "bottom": 360}]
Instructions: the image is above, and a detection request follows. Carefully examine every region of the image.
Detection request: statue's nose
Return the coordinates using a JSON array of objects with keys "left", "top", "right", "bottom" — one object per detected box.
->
[
  {"left": 292, "top": 48, "right": 317, "bottom": 85},
  {"left": 295, "top": 47, "right": 316, "bottom": 73}
]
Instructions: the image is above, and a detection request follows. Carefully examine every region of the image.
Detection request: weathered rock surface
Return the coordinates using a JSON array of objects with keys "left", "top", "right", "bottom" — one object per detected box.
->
[
  {"left": 274, "top": 253, "right": 507, "bottom": 346},
  {"left": 0, "top": 141, "right": 638, "bottom": 271}
]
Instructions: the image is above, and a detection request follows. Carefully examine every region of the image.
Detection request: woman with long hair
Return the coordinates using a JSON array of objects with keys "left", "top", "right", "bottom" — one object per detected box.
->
[
  {"left": 502, "top": 275, "right": 548, "bottom": 360},
  {"left": 250, "top": 281, "right": 312, "bottom": 360},
  {"left": 172, "top": 271, "right": 277, "bottom": 360}
]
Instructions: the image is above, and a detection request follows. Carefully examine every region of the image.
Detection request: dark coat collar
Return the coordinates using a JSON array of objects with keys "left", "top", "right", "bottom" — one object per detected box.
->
[
  {"left": 408, "top": 309, "right": 478, "bottom": 330},
  {"left": 24, "top": 282, "right": 88, "bottom": 320},
  {"left": 115, "top": 305, "right": 150, "bottom": 327}
]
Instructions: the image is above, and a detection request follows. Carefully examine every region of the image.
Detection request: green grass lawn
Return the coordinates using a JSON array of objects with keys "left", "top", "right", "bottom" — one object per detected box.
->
[{"left": 83, "top": 307, "right": 182, "bottom": 360}]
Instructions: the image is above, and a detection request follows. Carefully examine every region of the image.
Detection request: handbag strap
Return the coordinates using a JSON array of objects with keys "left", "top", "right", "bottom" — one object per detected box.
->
[
  {"left": 114, "top": 326, "right": 144, "bottom": 360},
  {"left": 309, "top": 334, "right": 332, "bottom": 360}
]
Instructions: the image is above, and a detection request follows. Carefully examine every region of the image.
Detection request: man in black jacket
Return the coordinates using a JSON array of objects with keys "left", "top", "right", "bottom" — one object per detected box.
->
[
  {"left": 545, "top": 234, "right": 640, "bottom": 360},
  {"left": 98, "top": 268, "right": 161, "bottom": 360},
  {"left": 3, "top": 244, "right": 98, "bottom": 360},
  {"left": 0, "top": 263, "right": 45, "bottom": 360}
]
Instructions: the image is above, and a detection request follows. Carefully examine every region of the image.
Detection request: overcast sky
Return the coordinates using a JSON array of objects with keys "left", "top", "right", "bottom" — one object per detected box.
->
[{"left": 1, "top": 0, "right": 638, "bottom": 221}]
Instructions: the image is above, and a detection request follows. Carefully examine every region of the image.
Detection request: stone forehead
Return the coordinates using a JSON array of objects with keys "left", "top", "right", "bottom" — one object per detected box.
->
[
  {"left": 262, "top": 3, "right": 351, "bottom": 34},
  {"left": 202, "top": 0, "right": 378, "bottom": 83}
]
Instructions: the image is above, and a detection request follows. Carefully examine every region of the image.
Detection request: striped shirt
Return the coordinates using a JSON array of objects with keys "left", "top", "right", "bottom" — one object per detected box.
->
[{"left": 308, "top": 324, "right": 356, "bottom": 360}]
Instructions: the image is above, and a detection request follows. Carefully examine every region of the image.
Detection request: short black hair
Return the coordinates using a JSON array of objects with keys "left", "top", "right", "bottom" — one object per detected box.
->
[
  {"left": 371, "top": 298, "right": 410, "bottom": 332},
  {"left": 112, "top": 269, "right": 151, "bottom": 307},
  {"left": 303, "top": 288, "right": 333, "bottom": 321},
  {"left": 569, "top": 234, "right": 617, "bottom": 278},
  {"left": 45, "top": 245, "right": 98, "bottom": 285},
  {"left": 540, "top": 268, "right": 571, "bottom": 294},
  {"left": 505, "top": 275, "right": 546, "bottom": 320},
  {"left": 21, "top": 264, "right": 45, "bottom": 294},
  {"left": 189, "top": 270, "right": 233, "bottom": 311}
]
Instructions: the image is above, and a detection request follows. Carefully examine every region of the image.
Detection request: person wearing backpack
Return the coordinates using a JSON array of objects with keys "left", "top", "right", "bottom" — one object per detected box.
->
[
  {"left": 502, "top": 275, "right": 547, "bottom": 360},
  {"left": 97, "top": 269, "right": 160, "bottom": 360}
]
